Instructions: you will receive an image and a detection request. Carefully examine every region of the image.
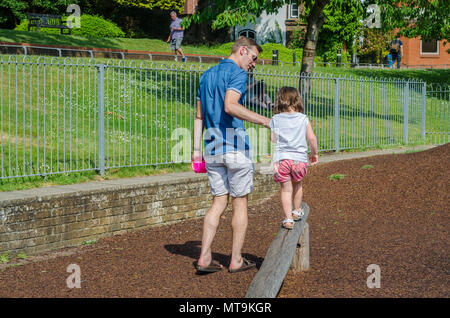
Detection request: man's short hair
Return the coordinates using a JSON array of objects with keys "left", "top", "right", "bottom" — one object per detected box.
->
[
  {"left": 231, "top": 36, "right": 263, "bottom": 54},
  {"left": 170, "top": 11, "right": 177, "bottom": 16}
]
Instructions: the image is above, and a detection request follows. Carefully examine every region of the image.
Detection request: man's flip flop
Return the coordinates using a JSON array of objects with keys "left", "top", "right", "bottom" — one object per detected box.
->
[
  {"left": 228, "top": 258, "right": 256, "bottom": 273},
  {"left": 194, "top": 260, "right": 224, "bottom": 273}
]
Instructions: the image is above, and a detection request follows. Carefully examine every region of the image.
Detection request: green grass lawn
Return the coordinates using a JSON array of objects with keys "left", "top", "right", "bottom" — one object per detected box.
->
[
  {"left": 0, "top": 28, "right": 173, "bottom": 52},
  {"left": 0, "top": 28, "right": 302, "bottom": 61},
  {"left": 0, "top": 29, "right": 448, "bottom": 191},
  {"left": 1, "top": 28, "right": 449, "bottom": 84}
]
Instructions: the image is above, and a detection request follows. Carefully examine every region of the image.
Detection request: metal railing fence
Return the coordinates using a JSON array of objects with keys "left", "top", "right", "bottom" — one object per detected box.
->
[
  {"left": 426, "top": 84, "right": 450, "bottom": 145},
  {"left": 0, "top": 55, "right": 448, "bottom": 180},
  {"left": 3, "top": 43, "right": 449, "bottom": 70}
]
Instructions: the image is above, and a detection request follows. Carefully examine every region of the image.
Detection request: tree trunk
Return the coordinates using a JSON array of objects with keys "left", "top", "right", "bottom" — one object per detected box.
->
[
  {"left": 299, "top": 0, "right": 329, "bottom": 107},
  {"left": 300, "top": 0, "right": 329, "bottom": 75}
]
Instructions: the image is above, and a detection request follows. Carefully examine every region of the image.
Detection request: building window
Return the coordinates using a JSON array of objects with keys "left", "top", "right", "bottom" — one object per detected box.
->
[
  {"left": 289, "top": 3, "right": 299, "bottom": 18},
  {"left": 238, "top": 29, "right": 256, "bottom": 40},
  {"left": 421, "top": 40, "right": 439, "bottom": 54}
]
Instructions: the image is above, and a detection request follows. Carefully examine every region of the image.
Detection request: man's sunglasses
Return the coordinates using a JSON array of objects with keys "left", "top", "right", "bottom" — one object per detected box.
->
[{"left": 245, "top": 47, "right": 258, "bottom": 62}]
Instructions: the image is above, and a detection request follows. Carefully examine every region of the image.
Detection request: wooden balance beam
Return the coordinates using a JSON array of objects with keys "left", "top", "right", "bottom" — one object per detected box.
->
[{"left": 245, "top": 202, "right": 310, "bottom": 298}]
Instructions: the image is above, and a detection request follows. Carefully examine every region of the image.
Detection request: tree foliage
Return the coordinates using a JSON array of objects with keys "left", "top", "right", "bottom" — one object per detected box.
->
[
  {"left": 113, "top": 0, "right": 185, "bottom": 13},
  {"left": 183, "top": 0, "right": 338, "bottom": 73},
  {"left": 376, "top": 0, "right": 449, "bottom": 42},
  {"left": 356, "top": 27, "right": 394, "bottom": 63},
  {"left": 182, "top": 0, "right": 372, "bottom": 73},
  {"left": 182, "top": 0, "right": 285, "bottom": 30},
  {"left": 319, "top": 0, "right": 363, "bottom": 52}
]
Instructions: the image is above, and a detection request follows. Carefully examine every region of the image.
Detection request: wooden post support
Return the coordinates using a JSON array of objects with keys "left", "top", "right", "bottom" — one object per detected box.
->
[
  {"left": 245, "top": 202, "right": 310, "bottom": 298},
  {"left": 290, "top": 222, "right": 309, "bottom": 272}
]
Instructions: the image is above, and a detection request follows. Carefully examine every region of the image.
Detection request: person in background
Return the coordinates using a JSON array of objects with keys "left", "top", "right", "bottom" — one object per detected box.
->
[
  {"left": 389, "top": 36, "right": 403, "bottom": 69},
  {"left": 246, "top": 70, "right": 273, "bottom": 109},
  {"left": 387, "top": 53, "right": 393, "bottom": 69},
  {"left": 167, "top": 11, "right": 186, "bottom": 62}
]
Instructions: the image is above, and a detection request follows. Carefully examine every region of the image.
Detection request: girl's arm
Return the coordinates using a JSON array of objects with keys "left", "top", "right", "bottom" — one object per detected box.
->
[
  {"left": 306, "top": 122, "right": 319, "bottom": 165},
  {"left": 268, "top": 117, "right": 276, "bottom": 143},
  {"left": 270, "top": 130, "right": 277, "bottom": 143}
]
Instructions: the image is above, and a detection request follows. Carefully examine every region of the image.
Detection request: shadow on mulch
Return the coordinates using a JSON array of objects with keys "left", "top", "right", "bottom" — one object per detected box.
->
[{"left": 165, "top": 240, "right": 265, "bottom": 274}]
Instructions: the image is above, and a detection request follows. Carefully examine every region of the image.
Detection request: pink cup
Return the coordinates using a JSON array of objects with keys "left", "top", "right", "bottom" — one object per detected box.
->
[{"left": 192, "top": 158, "right": 207, "bottom": 173}]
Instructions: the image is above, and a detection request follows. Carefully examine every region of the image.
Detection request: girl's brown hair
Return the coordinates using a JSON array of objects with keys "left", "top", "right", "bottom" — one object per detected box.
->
[{"left": 273, "top": 86, "right": 304, "bottom": 114}]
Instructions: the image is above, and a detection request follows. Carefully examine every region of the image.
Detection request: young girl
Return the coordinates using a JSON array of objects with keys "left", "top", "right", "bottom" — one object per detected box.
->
[{"left": 269, "top": 87, "right": 319, "bottom": 230}]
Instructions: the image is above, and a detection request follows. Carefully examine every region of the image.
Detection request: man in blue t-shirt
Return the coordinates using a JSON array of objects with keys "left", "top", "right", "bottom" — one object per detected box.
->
[
  {"left": 193, "top": 36, "right": 270, "bottom": 274},
  {"left": 166, "top": 11, "right": 186, "bottom": 62}
]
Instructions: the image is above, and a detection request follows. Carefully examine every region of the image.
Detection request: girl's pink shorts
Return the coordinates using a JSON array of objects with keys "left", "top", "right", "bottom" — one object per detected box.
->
[{"left": 273, "top": 160, "right": 308, "bottom": 183}]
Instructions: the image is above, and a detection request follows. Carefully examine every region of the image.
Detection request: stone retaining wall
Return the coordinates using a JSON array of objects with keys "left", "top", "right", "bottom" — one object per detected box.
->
[{"left": 0, "top": 170, "right": 278, "bottom": 256}]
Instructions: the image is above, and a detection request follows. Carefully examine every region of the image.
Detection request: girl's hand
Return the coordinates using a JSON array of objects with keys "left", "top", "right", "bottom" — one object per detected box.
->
[{"left": 309, "top": 154, "right": 318, "bottom": 166}]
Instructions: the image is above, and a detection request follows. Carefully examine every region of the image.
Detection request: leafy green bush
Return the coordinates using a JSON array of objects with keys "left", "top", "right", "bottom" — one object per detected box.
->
[
  {"left": 288, "top": 24, "right": 306, "bottom": 50},
  {"left": 260, "top": 43, "right": 303, "bottom": 64},
  {"left": 317, "top": 43, "right": 351, "bottom": 64},
  {"left": 15, "top": 14, "right": 125, "bottom": 38},
  {"left": 73, "top": 14, "right": 125, "bottom": 38},
  {"left": 210, "top": 42, "right": 234, "bottom": 56}
]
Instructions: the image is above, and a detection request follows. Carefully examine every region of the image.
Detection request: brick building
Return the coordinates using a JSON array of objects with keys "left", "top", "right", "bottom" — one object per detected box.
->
[{"left": 399, "top": 37, "right": 449, "bottom": 68}]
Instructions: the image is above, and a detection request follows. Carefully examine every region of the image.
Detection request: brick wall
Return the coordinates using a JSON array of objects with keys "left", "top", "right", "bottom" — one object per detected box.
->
[
  {"left": 401, "top": 36, "right": 450, "bottom": 68},
  {"left": 0, "top": 170, "right": 278, "bottom": 257}
]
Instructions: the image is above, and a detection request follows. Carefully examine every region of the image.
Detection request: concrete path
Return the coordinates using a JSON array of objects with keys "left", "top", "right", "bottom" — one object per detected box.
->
[{"left": 0, "top": 144, "right": 436, "bottom": 202}]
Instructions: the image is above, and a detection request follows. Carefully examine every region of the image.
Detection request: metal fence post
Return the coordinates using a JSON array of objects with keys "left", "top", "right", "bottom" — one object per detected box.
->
[
  {"left": 422, "top": 82, "right": 426, "bottom": 140},
  {"left": 97, "top": 64, "right": 105, "bottom": 176},
  {"left": 334, "top": 78, "right": 340, "bottom": 151},
  {"left": 404, "top": 81, "right": 409, "bottom": 144},
  {"left": 272, "top": 50, "right": 279, "bottom": 66}
]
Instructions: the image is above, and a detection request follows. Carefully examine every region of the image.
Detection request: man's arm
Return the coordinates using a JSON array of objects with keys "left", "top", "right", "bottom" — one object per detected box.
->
[
  {"left": 224, "top": 90, "right": 270, "bottom": 128},
  {"left": 193, "top": 99, "right": 203, "bottom": 160}
]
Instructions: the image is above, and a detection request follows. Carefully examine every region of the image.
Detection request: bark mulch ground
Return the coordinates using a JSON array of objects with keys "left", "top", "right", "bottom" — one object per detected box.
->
[{"left": 0, "top": 144, "right": 448, "bottom": 298}]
